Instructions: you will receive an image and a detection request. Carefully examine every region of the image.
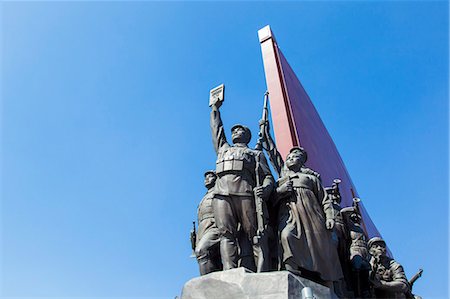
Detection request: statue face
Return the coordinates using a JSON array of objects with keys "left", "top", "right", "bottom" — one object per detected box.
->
[
  {"left": 285, "top": 151, "right": 305, "bottom": 170},
  {"left": 350, "top": 213, "right": 361, "bottom": 224},
  {"left": 231, "top": 127, "right": 250, "bottom": 144},
  {"left": 204, "top": 173, "right": 217, "bottom": 189},
  {"left": 369, "top": 241, "right": 386, "bottom": 258}
]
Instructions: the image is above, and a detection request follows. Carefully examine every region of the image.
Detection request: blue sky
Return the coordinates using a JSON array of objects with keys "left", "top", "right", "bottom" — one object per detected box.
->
[{"left": 1, "top": 1, "right": 448, "bottom": 298}]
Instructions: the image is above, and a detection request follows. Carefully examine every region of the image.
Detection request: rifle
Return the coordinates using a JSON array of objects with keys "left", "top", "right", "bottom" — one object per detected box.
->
[
  {"left": 329, "top": 178, "right": 342, "bottom": 205},
  {"left": 189, "top": 221, "right": 197, "bottom": 258},
  {"left": 253, "top": 151, "right": 266, "bottom": 245},
  {"left": 332, "top": 178, "right": 341, "bottom": 189},
  {"left": 253, "top": 91, "right": 269, "bottom": 244},
  {"left": 353, "top": 197, "right": 361, "bottom": 214},
  {"left": 409, "top": 269, "right": 423, "bottom": 288},
  {"left": 255, "top": 91, "right": 269, "bottom": 151},
  {"left": 332, "top": 178, "right": 341, "bottom": 195}
]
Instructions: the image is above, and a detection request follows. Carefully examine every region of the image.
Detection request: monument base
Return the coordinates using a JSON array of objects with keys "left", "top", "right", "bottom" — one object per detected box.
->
[{"left": 180, "top": 267, "right": 338, "bottom": 299}]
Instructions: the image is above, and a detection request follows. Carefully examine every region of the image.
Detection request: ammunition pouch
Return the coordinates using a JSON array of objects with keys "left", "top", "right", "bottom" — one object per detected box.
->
[{"left": 216, "top": 156, "right": 255, "bottom": 175}]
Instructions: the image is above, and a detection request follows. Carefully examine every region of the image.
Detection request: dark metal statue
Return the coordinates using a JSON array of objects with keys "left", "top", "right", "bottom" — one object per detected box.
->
[
  {"left": 341, "top": 198, "right": 371, "bottom": 298},
  {"left": 409, "top": 269, "right": 423, "bottom": 291},
  {"left": 368, "top": 237, "right": 411, "bottom": 298},
  {"left": 209, "top": 85, "right": 274, "bottom": 272},
  {"left": 326, "top": 179, "right": 351, "bottom": 297},
  {"left": 274, "top": 147, "right": 343, "bottom": 285},
  {"left": 192, "top": 170, "right": 222, "bottom": 275},
  {"left": 408, "top": 269, "right": 423, "bottom": 299},
  {"left": 326, "top": 179, "right": 348, "bottom": 266},
  {"left": 258, "top": 109, "right": 342, "bottom": 284}
]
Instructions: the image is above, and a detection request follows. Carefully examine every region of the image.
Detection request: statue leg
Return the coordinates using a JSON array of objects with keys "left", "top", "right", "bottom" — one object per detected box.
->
[
  {"left": 213, "top": 195, "right": 239, "bottom": 270},
  {"left": 238, "top": 196, "right": 269, "bottom": 272},
  {"left": 196, "top": 233, "right": 221, "bottom": 275},
  {"left": 197, "top": 254, "right": 216, "bottom": 275},
  {"left": 351, "top": 255, "right": 372, "bottom": 298},
  {"left": 284, "top": 257, "right": 300, "bottom": 273},
  {"left": 238, "top": 229, "right": 257, "bottom": 272}
]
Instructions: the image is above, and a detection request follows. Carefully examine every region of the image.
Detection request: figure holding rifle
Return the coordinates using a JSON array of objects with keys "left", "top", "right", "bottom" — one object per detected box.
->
[
  {"left": 209, "top": 85, "right": 274, "bottom": 272},
  {"left": 368, "top": 237, "right": 413, "bottom": 298}
]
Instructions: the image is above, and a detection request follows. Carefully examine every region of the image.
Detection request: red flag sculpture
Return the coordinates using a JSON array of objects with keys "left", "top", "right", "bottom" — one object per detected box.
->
[{"left": 258, "top": 25, "right": 381, "bottom": 239}]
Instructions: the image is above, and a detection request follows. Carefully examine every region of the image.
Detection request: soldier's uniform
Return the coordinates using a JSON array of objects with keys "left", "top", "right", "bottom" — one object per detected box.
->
[
  {"left": 341, "top": 206, "right": 371, "bottom": 297},
  {"left": 195, "top": 183, "right": 221, "bottom": 275},
  {"left": 368, "top": 238, "right": 411, "bottom": 299},
  {"left": 326, "top": 185, "right": 351, "bottom": 297},
  {"left": 370, "top": 257, "right": 410, "bottom": 298},
  {"left": 210, "top": 107, "right": 274, "bottom": 271}
]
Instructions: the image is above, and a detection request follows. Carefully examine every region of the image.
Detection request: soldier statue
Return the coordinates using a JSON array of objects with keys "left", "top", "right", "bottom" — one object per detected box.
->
[
  {"left": 326, "top": 179, "right": 351, "bottom": 297},
  {"left": 210, "top": 91, "right": 274, "bottom": 272},
  {"left": 341, "top": 199, "right": 371, "bottom": 298},
  {"left": 368, "top": 237, "right": 411, "bottom": 298},
  {"left": 192, "top": 170, "right": 222, "bottom": 275}
]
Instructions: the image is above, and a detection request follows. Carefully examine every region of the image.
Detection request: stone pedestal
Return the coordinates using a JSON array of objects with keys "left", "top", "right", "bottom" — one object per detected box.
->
[{"left": 180, "top": 267, "right": 338, "bottom": 299}]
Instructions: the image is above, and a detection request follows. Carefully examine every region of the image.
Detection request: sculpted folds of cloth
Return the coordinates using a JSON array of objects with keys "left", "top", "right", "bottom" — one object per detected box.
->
[
  {"left": 276, "top": 148, "right": 343, "bottom": 283},
  {"left": 368, "top": 237, "right": 411, "bottom": 299}
]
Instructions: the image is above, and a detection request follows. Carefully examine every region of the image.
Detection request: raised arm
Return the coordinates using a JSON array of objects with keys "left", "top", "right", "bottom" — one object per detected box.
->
[{"left": 210, "top": 105, "right": 228, "bottom": 153}]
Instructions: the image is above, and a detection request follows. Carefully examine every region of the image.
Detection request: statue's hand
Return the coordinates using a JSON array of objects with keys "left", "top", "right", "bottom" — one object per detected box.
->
[
  {"left": 326, "top": 219, "right": 335, "bottom": 230},
  {"left": 254, "top": 186, "right": 264, "bottom": 198},
  {"left": 254, "top": 186, "right": 273, "bottom": 202},
  {"left": 284, "top": 180, "right": 293, "bottom": 193},
  {"left": 277, "top": 180, "right": 293, "bottom": 195},
  {"left": 261, "top": 120, "right": 271, "bottom": 138},
  {"left": 211, "top": 99, "right": 222, "bottom": 110},
  {"left": 369, "top": 276, "right": 382, "bottom": 288}
]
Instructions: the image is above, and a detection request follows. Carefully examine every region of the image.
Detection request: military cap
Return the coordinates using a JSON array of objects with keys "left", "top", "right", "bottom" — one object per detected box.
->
[
  {"left": 231, "top": 124, "right": 252, "bottom": 141},
  {"left": 340, "top": 206, "right": 356, "bottom": 214},
  {"left": 341, "top": 206, "right": 362, "bottom": 221},
  {"left": 204, "top": 170, "right": 217, "bottom": 177},
  {"left": 368, "top": 237, "right": 386, "bottom": 248}
]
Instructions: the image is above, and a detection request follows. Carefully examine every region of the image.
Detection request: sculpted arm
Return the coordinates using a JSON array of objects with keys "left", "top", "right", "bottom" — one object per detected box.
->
[
  {"left": 316, "top": 177, "right": 335, "bottom": 229},
  {"left": 254, "top": 152, "right": 275, "bottom": 201},
  {"left": 377, "top": 280, "right": 409, "bottom": 292},
  {"left": 379, "top": 263, "right": 409, "bottom": 292},
  {"left": 276, "top": 176, "right": 293, "bottom": 200},
  {"left": 210, "top": 105, "right": 228, "bottom": 153}
]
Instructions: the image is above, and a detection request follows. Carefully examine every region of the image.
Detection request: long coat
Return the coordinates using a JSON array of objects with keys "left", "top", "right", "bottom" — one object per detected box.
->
[{"left": 277, "top": 169, "right": 343, "bottom": 281}]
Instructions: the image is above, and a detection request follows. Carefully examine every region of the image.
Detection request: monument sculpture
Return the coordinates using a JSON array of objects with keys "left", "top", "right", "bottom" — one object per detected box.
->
[
  {"left": 209, "top": 84, "right": 274, "bottom": 273},
  {"left": 341, "top": 199, "right": 371, "bottom": 298},
  {"left": 325, "top": 179, "right": 351, "bottom": 296},
  {"left": 368, "top": 237, "right": 414, "bottom": 299},
  {"left": 275, "top": 147, "right": 343, "bottom": 285},
  {"left": 191, "top": 170, "right": 222, "bottom": 275},
  {"left": 180, "top": 26, "right": 422, "bottom": 299},
  {"left": 260, "top": 119, "right": 343, "bottom": 286}
]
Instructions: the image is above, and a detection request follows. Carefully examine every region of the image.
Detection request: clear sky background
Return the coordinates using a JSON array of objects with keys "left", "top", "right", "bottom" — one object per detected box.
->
[{"left": 1, "top": 1, "right": 448, "bottom": 299}]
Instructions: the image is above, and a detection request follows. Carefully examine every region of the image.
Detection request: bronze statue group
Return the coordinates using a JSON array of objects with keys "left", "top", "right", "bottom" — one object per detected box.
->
[{"left": 190, "top": 95, "right": 422, "bottom": 299}]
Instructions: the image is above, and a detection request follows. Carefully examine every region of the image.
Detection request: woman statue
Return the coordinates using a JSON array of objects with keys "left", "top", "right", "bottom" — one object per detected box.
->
[{"left": 261, "top": 122, "right": 343, "bottom": 285}]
